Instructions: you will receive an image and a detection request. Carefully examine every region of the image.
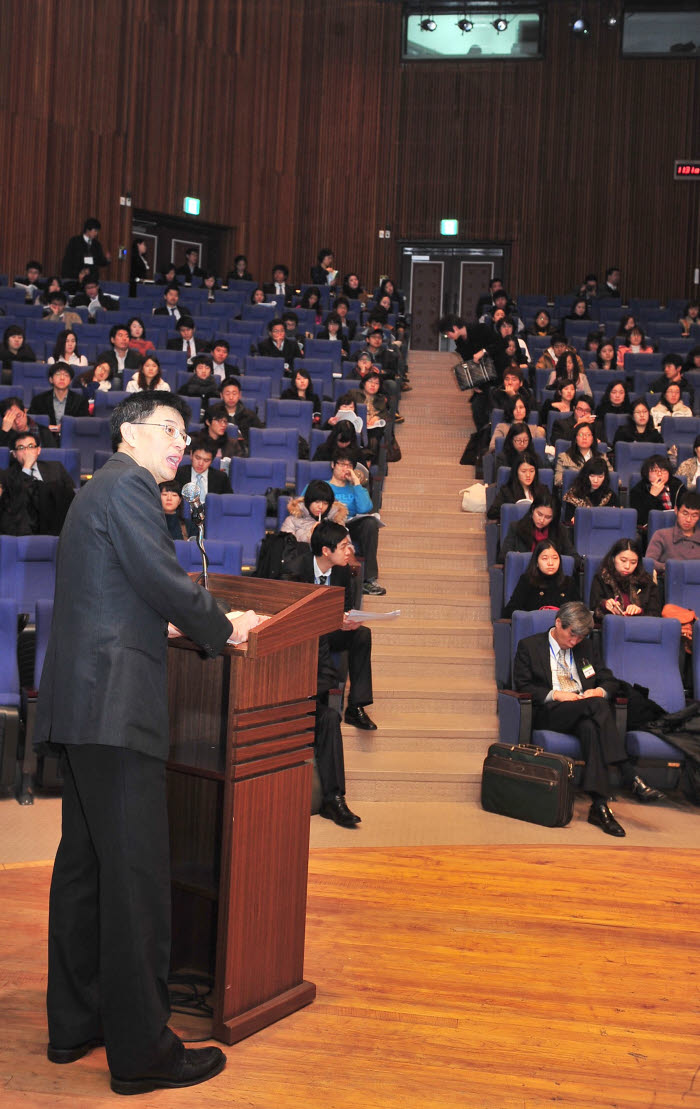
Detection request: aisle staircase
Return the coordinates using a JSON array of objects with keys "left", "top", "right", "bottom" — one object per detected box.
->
[{"left": 342, "top": 351, "right": 498, "bottom": 801}]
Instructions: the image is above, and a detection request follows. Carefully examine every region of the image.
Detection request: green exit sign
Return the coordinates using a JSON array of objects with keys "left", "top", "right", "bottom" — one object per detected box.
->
[
  {"left": 183, "top": 197, "right": 201, "bottom": 215},
  {"left": 440, "top": 219, "right": 458, "bottom": 236}
]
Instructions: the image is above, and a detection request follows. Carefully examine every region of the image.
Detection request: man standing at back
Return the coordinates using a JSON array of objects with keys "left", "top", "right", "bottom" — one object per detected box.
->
[{"left": 34, "top": 392, "right": 234, "bottom": 1095}]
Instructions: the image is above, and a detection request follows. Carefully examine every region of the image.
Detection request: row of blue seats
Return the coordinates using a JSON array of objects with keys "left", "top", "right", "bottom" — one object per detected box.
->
[{"left": 516, "top": 295, "right": 690, "bottom": 315}]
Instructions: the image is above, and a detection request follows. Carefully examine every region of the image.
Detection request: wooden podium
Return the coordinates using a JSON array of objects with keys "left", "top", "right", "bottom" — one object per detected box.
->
[{"left": 165, "top": 573, "right": 344, "bottom": 1045}]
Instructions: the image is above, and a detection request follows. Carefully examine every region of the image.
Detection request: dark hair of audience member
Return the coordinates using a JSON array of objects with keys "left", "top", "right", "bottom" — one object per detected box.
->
[
  {"left": 310, "top": 519, "right": 349, "bottom": 557},
  {"left": 639, "top": 453, "right": 673, "bottom": 483},
  {"left": 136, "top": 355, "right": 165, "bottom": 391},
  {"left": 499, "top": 421, "right": 534, "bottom": 466},
  {"left": 303, "top": 480, "right": 335, "bottom": 518},
  {"left": 502, "top": 452, "right": 541, "bottom": 501},
  {"left": 598, "top": 537, "right": 648, "bottom": 586},
  {"left": 300, "top": 286, "right": 321, "bottom": 309},
  {"left": 525, "top": 540, "right": 565, "bottom": 588},
  {"left": 566, "top": 420, "right": 601, "bottom": 466},
  {"left": 567, "top": 457, "right": 614, "bottom": 504},
  {"left": 51, "top": 329, "right": 83, "bottom": 361}
]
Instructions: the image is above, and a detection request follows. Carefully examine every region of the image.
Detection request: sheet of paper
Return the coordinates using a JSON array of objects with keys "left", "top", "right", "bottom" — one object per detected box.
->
[{"left": 345, "top": 609, "right": 400, "bottom": 622}]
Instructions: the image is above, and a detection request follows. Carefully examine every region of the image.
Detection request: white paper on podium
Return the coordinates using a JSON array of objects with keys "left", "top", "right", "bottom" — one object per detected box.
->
[{"left": 345, "top": 609, "right": 401, "bottom": 622}]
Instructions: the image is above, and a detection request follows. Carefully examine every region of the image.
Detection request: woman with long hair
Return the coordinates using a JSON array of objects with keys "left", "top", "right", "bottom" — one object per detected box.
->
[
  {"left": 159, "top": 480, "right": 196, "bottom": 541},
  {"left": 612, "top": 399, "right": 664, "bottom": 455},
  {"left": 281, "top": 367, "right": 322, "bottom": 415},
  {"left": 502, "top": 540, "right": 579, "bottom": 618},
  {"left": 494, "top": 421, "right": 537, "bottom": 472},
  {"left": 499, "top": 491, "right": 577, "bottom": 561},
  {"left": 562, "top": 457, "right": 619, "bottom": 525},
  {"left": 527, "top": 308, "right": 557, "bottom": 337},
  {"left": 546, "top": 350, "right": 590, "bottom": 395},
  {"left": 490, "top": 394, "right": 544, "bottom": 452},
  {"left": 679, "top": 301, "right": 700, "bottom": 337},
  {"left": 125, "top": 354, "right": 170, "bottom": 393},
  {"left": 554, "top": 421, "right": 611, "bottom": 486},
  {"left": 299, "top": 286, "right": 323, "bottom": 326},
  {"left": 617, "top": 326, "right": 654, "bottom": 367},
  {"left": 589, "top": 538, "right": 660, "bottom": 623},
  {"left": 487, "top": 452, "right": 545, "bottom": 521},
  {"left": 650, "top": 381, "right": 693, "bottom": 430},
  {"left": 592, "top": 338, "right": 617, "bottom": 371},
  {"left": 75, "top": 358, "right": 113, "bottom": 404},
  {"left": 48, "top": 329, "right": 88, "bottom": 367},
  {"left": 127, "top": 316, "right": 156, "bottom": 357}
]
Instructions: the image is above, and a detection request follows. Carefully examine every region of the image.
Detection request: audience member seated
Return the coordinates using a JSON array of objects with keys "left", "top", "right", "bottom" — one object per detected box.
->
[
  {"left": 487, "top": 453, "right": 544, "bottom": 521},
  {"left": 153, "top": 283, "right": 184, "bottom": 321},
  {"left": 42, "top": 290, "right": 82, "bottom": 328},
  {"left": 333, "top": 296, "right": 357, "bottom": 341},
  {"left": 589, "top": 538, "right": 661, "bottom": 623},
  {"left": 679, "top": 300, "right": 700, "bottom": 337},
  {"left": 535, "top": 334, "right": 570, "bottom": 373},
  {"left": 208, "top": 339, "right": 238, "bottom": 381},
  {"left": 324, "top": 393, "right": 364, "bottom": 436},
  {"left": 612, "top": 399, "right": 663, "bottom": 455},
  {"left": 359, "top": 372, "right": 389, "bottom": 456},
  {"left": 502, "top": 540, "right": 579, "bottom": 618},
  {"left": 166, "top": 316, "right": 206, "bottom": 363},
  {"left": 646, "top": 493, "right": 700, "bottom": 571},
  {"left": 0, "top": 429, "right": 74, "bottom": 535},
  {"left": 159, "top": 480, "right": 197, "bottom": 540},
  {"left": 489, "top": 366, "right": 533, "bottom": 415},
  {"left": 513, "top": 601, "right": 662, "bottom": 839},
  {"left": 545, "top": 350, "right": 590, "bottom": 395},
  {"left": 480, "top": 290, "right": 524, "bottom": 334},
  {"left": 177, "top": 355, "right": 220, "bottom": 413},
  {"left": 281, "top": 310, "right": 303, "bottom": 343},
  {"left": 125, "top": 354, "right": 171, "bottom": 394},
  {"left": 97, "top": 323, "right": 143, "bottom": 384},
  {"left": 155, "top": 264, "right": 181, "bottom": 286},
  {"left": 494, "top": 421, "right": 541, "bottom": 473},
  {"left": 175, "top": 439, "right": 232, "bottom": 501},
  {"left": 378, "top": 278, "right": 405, "bottom": 315},
  {"left": 47, "top": 329, "right": 88, "bottom": 368},
  {"left": 71, "top": 277, "right": 119, "bottom": 316},
  {"left": 281, "top": 367, "right": 321, "bottom": 418},
  {"left": 490, "top": 395, "right": 542, "bottom": 453},
  {"left": 554, "top": 421, "right": 611, "bottom": 486},
  {"left": 342, "top": 273, "right": 369, "bottom": 303},
  {"left": 326, "top": 450, "right": 384, "bottom": 596},
  {"left": 312, "top": 422, "right": 367, "bottom": 467},
  {"left": 475, "top": 277, "right": 507, "bottom": 319},
  {"left": 500, "top": 492, "right": 577, "bottom": 562},
  {"left": 616, "top": 312, "right": 638, "bottom": 339},
  {"left": 527, "top": 309, "right": 557, "bottom": 338},
  {"left": 316, "top": 311, "right": 350, "bottom": 358},
  {"left": 648, "top": 353, "right": 690, "bottom": 401},
  {"left": 562, "top": 457, "right": 619, "bottom": 525},
  {"left": 563, "top": 297, "right": 592, "bottom": 324},
  {"left": 683, "top": 346, "right": 700, "bottom": 376},
  {"left": 34, "top": 275, "right": 66, "bottom": 307},
  {"left": 176, "top": 248, "right": 204, "bottom": 284},
  {"left": 539, "top": 381, "right": 576, "bottom": 435},
  {"left": 591, "top": 338, "right": 616, "bottom": 371},
  {"left": 630, "top": 454, "right": 685, "bottom": 529},
  {"left": 281, "top": 479, "right": 348, "bottom": 544},
  {"left": 61, "top": 217, "right": 110, "bottom": 282},
  {"left": 14, "top": 259, "right": 45, "bottom": 302},
  {"left": 201, "top": 402, "right": 244, "bottom": 460},
  {"left": 127, "top": 316, "right": 156, "bottom": 358},
  {"left": 675, "top": 434, "right": 700, "bottom": 490},
  {"left": 594, "top": 380, "right": 633, "bottom": 440},
  {"left": 650, "top": 382, "right": 693, "bottom": 431},
  {"left": 201, "top": 272, "right": 219, "bottom": 299},
  {"left": 226, "top": 254, "right": 253, "bottom": 283},
  {"left": 263, "top": 264, "right": 296, "bottom": 305},
  {"left": 297, "top": 286, "right": 323, "bottom": 325},
  {"left": 219, "top": 377, "right": 264, "bottom": 447},
  {"left": 0, "top": 325, "right": 36, "bottom": 382},
  {"left": 574, "top": 273, "right": 599, "bottom": 302},
  {"left": 0, "top": 396, "right": 55, "bottom": 448},
  {"left": 551, "top": 393, "right": 596, "bottom": 444},
  {"left": 616, "top": 326, "right": 654, "bottom": 367},
  {"left": 75, "top": 359, "right": 114, "bottom": 405},
  {"left": 29, "top": 362, "right": 89, "bottom": 438},
  {"left": 256, "top": 318, "right": 301, "bottom": 372}
]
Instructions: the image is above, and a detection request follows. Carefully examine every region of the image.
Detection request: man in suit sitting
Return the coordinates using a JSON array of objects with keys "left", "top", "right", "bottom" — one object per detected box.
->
[
  {"left": 3, "top": 429, "right": 75, "bottom": 534},
  {"left": 262, "top": 264, "right": 296, "bottom": 305},
  {"left": 207, "top": 339, "right": 239, "bottom": 382},
  {"left": 29, "top": 362, "right": 89, "bottom": 438},
  {"left": 301, "top": 518, "right": 376, "bottom": 732},
  {"left": 175, "top": 439, "right": 232, "bottom": 502},
  {"left": 256, "top": 318, "right": 301, "bottom": 374},
  {"left": 0, "top": 396, "right": 55, "bottom": 448},
  {"left": 96, "top": 324, "right": 143, "bottom": 387},
  {"left": 71, "top": 278, "right": 119, "bottom": 317},
  {"left": 513, "top": 601, "right": 664, "bottom": 837},
  {"left": 152, "top": 284, "right": 184, "bottom": 321},
  {"left": 175, "top": 248, "right": 204, "bottom": 284},
  {"left": 166, "top": 317, "right": 205, "bottom": 364}
]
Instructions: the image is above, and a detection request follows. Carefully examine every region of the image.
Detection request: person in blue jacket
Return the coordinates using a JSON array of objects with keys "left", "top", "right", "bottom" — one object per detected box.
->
[{"left": 327, "top": 449, "right": 385, "bottom": 595}]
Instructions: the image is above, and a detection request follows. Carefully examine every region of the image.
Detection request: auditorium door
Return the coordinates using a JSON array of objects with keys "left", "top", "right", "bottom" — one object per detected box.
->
[{"left": 398, "top": 242, "right": 510, "bottom": 350}]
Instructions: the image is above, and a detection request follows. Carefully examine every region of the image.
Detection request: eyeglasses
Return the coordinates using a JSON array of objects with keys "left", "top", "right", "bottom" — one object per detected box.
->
[
  {"left": 13, "top": 444, "right": 39, "bottom": 452},
  {"left": 130, "top": 421, "right": 191, "bottom": 446}
]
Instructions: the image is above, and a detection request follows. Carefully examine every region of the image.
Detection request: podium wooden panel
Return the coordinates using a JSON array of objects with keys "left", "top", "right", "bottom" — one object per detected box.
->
[{"left": 165, "top": 573, "right": 344, "bottom": 1045}]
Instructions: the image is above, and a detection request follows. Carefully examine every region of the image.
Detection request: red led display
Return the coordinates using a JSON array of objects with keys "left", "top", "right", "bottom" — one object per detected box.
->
[{"left": 675, "top": 160, "right": 700, "bottom": 179}]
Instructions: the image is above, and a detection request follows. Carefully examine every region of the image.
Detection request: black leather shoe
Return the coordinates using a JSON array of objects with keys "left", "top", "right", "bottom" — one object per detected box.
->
[
  {"left": 319, "top": 794, "right": 361, "bottom": 827},
  {"left": 47, "top": 1037, "right": 104, "bottom": 1064},
  {"left": 344, "top": 705, "right": 377, "bottom": 730},
  {"left": 588, "top": 802, "right": 626, "bottom": 838},
  {"left": 631, "top": 775, "right": 665, "bottom": 803},
  {"left": 111, "top": 1046, "right": 226, "bottom": 1095}
]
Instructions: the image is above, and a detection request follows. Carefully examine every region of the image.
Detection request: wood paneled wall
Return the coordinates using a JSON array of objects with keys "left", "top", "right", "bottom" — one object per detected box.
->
[{"left": 0, "top": 0, "right": 697, "bottom": 300}]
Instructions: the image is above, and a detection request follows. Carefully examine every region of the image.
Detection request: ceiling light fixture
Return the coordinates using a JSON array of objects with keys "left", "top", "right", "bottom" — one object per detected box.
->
[
  {"left": 572, "top": 16, "right": 590, "bottom": 35},
  {"left": 492, "top": 17, "right": 508, "bottom": 33},
  {"left": 420, "top": 17, "right": 437, "bottom": 32},
  {"left": 457, "top": 17, "right": 474, "bottom": 32}
]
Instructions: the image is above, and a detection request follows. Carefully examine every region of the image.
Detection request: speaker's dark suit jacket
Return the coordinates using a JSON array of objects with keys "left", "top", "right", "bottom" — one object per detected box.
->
[
  {"left": 29, "top": 389, "right": 89, "bottom": 423},
  {"left": 33, "top": 453, "right": 231, "bottom": 1077},
  {"left": 175, "top": 464, "right": 232, "bottom": 497}
]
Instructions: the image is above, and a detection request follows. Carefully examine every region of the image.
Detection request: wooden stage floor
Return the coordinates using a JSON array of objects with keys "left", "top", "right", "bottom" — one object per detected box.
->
[{"left": 1, "top": 845, "right": 698, "bottom": 1108}]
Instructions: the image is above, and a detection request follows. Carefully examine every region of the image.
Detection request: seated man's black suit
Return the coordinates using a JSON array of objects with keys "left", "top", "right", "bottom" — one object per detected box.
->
[
  {"left": 29, "top": 390, "right": 90, "bottom": 423},
  {"left": 513, "top": 630, "right": 626, "bottom": 798}
]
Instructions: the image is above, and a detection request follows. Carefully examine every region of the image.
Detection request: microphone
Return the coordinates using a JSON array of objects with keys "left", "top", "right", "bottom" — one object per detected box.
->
[{"left": 181, "top": 481, "right": 205, "bottom": 524}]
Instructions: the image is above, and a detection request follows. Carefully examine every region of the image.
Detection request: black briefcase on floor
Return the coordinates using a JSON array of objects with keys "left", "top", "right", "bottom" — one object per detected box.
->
[{"left": 481, "top": 742, "right": 575, "bottom": 827}]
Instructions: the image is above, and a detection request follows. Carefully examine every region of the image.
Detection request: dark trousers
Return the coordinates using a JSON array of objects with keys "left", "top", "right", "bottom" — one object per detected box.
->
[
  {"left": 534, "top": 697, "right": 627, "bottom": 797},
  {"left": 314, "top": 702, "right": 346, "bottom": 799},
  {"left": 347, "top": 516, "right": 379, "bottom": 582},
  {"left": 327, "top": 626, "right": 373, "bottom": 707},
  {"left": 47, "top": 744, "right": 182, "bottom": 1079}
]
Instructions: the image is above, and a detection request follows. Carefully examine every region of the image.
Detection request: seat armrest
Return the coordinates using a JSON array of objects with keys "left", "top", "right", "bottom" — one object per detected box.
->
[{"left": 497, "top": 689, "right": 532, "bottom": 745}]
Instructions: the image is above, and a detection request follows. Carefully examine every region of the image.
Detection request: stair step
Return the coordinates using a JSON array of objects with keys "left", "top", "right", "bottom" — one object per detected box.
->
[
  {"left": 345, "top": 750, "right": 486, "bottom": 802},
  {"left": 342, "top": 709, "right": 498, "bottom": 743}
]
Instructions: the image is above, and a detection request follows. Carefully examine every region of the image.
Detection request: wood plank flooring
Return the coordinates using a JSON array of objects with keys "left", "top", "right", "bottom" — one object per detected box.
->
[{"left": 2, "top": 846, "right": 698, "bottom": 1108}]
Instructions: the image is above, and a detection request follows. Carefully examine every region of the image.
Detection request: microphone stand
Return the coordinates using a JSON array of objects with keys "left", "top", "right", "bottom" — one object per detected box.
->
[{"left": 190, "top": 503, "right": 208, "bottom": 589}]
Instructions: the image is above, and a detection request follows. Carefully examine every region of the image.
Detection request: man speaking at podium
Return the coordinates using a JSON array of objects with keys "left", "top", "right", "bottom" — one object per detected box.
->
[{"left": 34, "top": 392, "right": 234, "bottom": 1095}]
